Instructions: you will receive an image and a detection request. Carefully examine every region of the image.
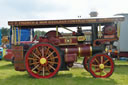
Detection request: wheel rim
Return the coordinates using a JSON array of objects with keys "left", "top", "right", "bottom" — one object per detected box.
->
[
  {"left": 89, "top": 54, "right": 114, "bottom": 78},
  {"left": 25, "top": 43, "right": 61, "bottom": 78},
  {"left": 83, "top": 56, "right": 89, "bottom": 71}
]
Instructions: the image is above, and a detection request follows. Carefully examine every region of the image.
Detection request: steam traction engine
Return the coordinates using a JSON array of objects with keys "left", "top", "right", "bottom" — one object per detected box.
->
[{"left": 8, "top": 16, "right": 124, "bottom": 78}]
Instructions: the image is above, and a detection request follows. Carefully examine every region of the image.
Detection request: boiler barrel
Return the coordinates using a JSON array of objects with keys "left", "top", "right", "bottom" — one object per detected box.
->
[{"left": 61, "top": 45, "right": 103, "bottom": 57}]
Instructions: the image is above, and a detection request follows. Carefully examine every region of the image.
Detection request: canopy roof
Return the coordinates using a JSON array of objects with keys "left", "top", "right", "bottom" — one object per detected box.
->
[{"left": 8, "top": 16, "right": 124, "bottom": 28}]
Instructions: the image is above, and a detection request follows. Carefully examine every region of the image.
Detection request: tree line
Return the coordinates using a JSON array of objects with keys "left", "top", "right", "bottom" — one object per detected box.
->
[{"left": 1, "top": 27, "right": 10, "bottom": 36}]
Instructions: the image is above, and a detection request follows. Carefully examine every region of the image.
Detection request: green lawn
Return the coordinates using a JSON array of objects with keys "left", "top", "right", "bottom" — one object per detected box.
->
[{"left": 0, "top": 59, "right": 128, "bottom": 85}]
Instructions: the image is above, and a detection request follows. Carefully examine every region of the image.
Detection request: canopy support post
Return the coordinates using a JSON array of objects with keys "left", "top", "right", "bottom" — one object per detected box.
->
[
  {"left": 14, "top": 27, "right": 17, "bottom": 45},
  {"left": 99, "top": 24, "right": 102, "bottom": 38},
  {"left": 56, "top": 26, "right": 58, "bottom": 37},
  {"left": 11, "top": 26, "right": 14, "bottom": 44},
  {"left": 18, "top": 27, "right": 21, "bottom": 45}
]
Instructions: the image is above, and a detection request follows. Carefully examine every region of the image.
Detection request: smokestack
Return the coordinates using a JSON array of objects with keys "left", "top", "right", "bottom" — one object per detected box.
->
[{"left": 90, "top": 11, "right": 98, "bottom": 17}]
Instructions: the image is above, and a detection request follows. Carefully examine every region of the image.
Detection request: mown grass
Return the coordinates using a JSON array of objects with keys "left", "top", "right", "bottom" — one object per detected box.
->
[{"left": 0, "top": 59, "right": 128, "bottom": 85}]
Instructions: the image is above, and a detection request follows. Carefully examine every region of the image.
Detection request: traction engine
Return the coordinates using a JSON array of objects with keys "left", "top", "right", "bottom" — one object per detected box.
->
[{"left": 8, "top": 16, "right": 124, "bottom": 78}]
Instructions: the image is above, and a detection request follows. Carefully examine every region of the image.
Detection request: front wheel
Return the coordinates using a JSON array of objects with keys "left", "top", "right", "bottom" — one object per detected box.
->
[
  {"left": 88, "top": 53, "right": 114, "bottom": 78},
  {"left": 25, "top": 43, "right": 62, "bottom": 78}
]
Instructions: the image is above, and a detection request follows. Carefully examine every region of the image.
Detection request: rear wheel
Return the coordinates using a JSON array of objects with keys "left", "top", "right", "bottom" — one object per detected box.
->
[
  {"left": 25, "top": 43, "right": 62, "bottom": 78},
  {"left": 88, "top": 53, "right": 114, "bottom": 78}
]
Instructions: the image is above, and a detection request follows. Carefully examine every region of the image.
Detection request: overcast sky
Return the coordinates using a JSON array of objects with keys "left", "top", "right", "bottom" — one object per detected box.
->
[{"left": 0, "top": 0, "right": 127, "bottom": 28}]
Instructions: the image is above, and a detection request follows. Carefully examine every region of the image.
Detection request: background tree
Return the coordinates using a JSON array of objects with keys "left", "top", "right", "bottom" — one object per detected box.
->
[
  {"left": 34, "top": 30, "right": 46, "bottom": 39},
  {"left": 1, "top": 27, "right": 10, "bottom": 36}
]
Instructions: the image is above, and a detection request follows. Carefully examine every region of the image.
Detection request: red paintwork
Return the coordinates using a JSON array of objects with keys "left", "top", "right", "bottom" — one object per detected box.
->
[
  {"left": 45, "top": 30, "right": 62, "bottom": 38},
  {"left": 49, "top": 37, "right": 60, "bottom": 45},
  {"left": 59, "top": 37, "right": 78, "bottom": 45},
  {"left": 39, "top": 37, "right": 49, "bottom": 43},
  {"left": 25, "top": 43, "right": 61, "bottom": 78},
  {"left": 93, "top": 38, "right": 118, "bottom": 46},
  {"left": 61, "top": 44, "right": 91, "bottom": 57},
  {"left": 72, "top": 31, "right": 76, "bottom": 35},
  {"left": 110, "top": 51, "right": 128, "bottom": 58},
  {"left": 59, "top": 38, "right": 65, "bottom": 43},
  {"left": 88, "top": 53, "right": 114, "bottom": 78},
  {"left": 39, "top": 36, "right": 60, "bottom": 45},
  {"left": 39, "top": 33, "right": 79, "bottom": 46},
  {"left": 104, "top": 25, "right": 116, "bottom": 35},
  {"left": 72, "top": 38, "right": 78, "bottom": 43},
  {"left": 4, "top": 49, "right": 13, "bottom": 61},
  {"left": 32, "top": 35, "right": 37, "bottom": 42},
  {"left": 65, "top": 54, "right": 77, "bottom": 62},
  {"left": 59, "top": 44, "right": 91, "bottom": 65},
  {"left": 104, "top": 35, "right": 117, "bottom": 39},
  {"left": 119, "top": 52, "right": 128, "bottom": 57},
  {"left": 12, "top": 46, "right": 25, "bottom": 71},
  {"left": 4, "top": 41, "right": 34, "bottom": 62},
  {"left": 20, "top": 41, "right": 34, "bottom": 44}
]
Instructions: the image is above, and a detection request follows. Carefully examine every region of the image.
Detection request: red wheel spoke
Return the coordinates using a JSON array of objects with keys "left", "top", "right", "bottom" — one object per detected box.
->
[
  {"left": 101, "top": 56, "right": 103, "bottom": 64},
  {"left": 91, "top": 64, "right": 99, "bottom": 67},
  {"left": 95, "top": 58, "right": 100, "bottom": 64},
  {"left": 32, "top": 52, "right": 40, "bottom": 59},
  {"left": 48, "top": 61, "right": 58, "bottom": 64},
  {"left": 103, "top": 59, "right": 109, "bottom": 64},
  {"left": 95, "top": 68, "right": 100, "bottom": 72},
  {"left": 104, "top": 65, "right": 111, "bottom": 68},
  {"left": 48, "top": 56, "right": 58, "bottom": 60},
  {"left": 46, "top": 66, "right": 51, "bottom": 73},
  {"left": 30, "top": 62, "right": 40, "bottom": 65},
  {"left": 41, "top": 47, "right": 45, "bottom": 57},
  {"left": 37, "top": 66, "right": 43, "bottom": 73},
  {"left": 45, "top": 47, "right": 50, "bottom": 56},
  {"left": 32, "top": 64, "right": 40, "bottom": 71},
  {"left": 36, "top": 48, "right": 41, "bottom": 56},
  {"left": 46, "top": 51, "right": 55, "bottom": 58},
  {"left": 42, "top": 67, "right": 45, "bottom": 76},
  {"left": 48, "top": 64, "right": 56, "bottom": 70}
]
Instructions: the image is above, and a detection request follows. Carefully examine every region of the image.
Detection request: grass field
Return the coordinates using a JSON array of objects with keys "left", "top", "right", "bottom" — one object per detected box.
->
[{"left": 0, "top": 59, "right": 128, "bottom": 85}]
